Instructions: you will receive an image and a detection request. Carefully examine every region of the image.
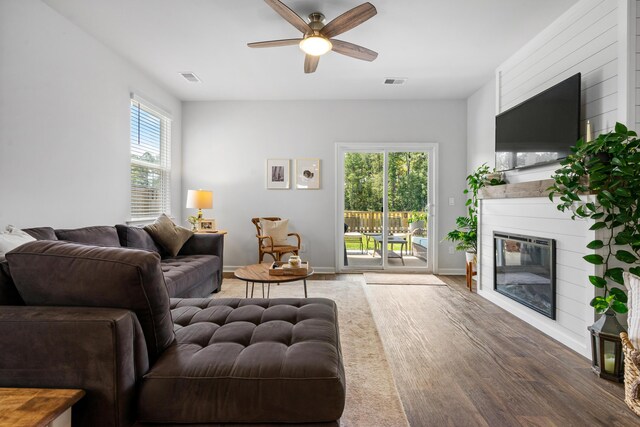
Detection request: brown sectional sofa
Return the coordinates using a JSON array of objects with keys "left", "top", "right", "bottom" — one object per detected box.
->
[
  {"left": 0, "top": 229, "right": 346, "bottom": 426},
  {"left": 21, "top": 224, "right": 224, "bottom": 297}
]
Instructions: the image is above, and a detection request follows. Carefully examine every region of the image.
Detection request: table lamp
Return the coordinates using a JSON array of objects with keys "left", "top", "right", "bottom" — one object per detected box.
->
[{"left": 186, "top": 189, "right": 213, "bottom": 219}]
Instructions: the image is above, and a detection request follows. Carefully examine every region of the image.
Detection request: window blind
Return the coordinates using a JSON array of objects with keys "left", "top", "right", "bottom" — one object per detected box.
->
[{"left": 130, "top": 96, "right": 171, "bottom": 220}]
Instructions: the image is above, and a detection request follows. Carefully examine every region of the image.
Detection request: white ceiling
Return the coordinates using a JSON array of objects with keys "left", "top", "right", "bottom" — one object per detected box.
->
[{"left": 43, "top": 0, "right": 578, "bottom": 101}]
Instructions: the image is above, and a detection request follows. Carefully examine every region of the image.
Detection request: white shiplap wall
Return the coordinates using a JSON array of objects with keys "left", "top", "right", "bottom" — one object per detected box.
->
[
  {"left": 477, "top": 0, "right": 638, "bottom": 358},
  {"left": 496, "top": 0, "right": 626, "bottom": 183},
  {"left": 635, "top": 0, "right": 640, "bottom": 130},
  {"left": 478, "top": 198, "right": 596, "bottom": 358}
]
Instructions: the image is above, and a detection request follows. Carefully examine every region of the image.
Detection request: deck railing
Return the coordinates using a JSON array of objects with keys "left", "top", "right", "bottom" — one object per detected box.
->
[{"left": 344, "top": 210, "right": 423, "bottom": 234}]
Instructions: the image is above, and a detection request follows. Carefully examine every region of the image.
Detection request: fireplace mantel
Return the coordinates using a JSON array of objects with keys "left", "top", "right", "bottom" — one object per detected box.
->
[
  {"left": 478, "top": 179, "right": 555, "bottom": 199},
  {"left": 479, "top": 178, "right": 593, "bottom": 200}
]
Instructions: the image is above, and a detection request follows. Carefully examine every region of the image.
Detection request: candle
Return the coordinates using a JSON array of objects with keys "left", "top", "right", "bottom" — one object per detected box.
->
[
  {"left": 604, "top": 353, "right": 615, "bottom": 373},
  {"left": 586, "top": 120, "right": 592, "bottom": 142}
]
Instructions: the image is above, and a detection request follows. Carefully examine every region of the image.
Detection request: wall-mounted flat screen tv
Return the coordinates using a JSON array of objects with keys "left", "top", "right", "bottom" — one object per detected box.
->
[{"left": 495, "top": 73, "right": 581, "bottom": 172}]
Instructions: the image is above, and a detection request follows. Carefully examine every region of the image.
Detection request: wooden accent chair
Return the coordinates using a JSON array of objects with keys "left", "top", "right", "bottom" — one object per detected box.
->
[{"left": 251, "top": 217, "right": 301, "bottom": 263}]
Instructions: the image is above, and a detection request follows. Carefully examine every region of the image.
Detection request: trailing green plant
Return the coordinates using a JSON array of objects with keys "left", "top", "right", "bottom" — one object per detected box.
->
[
  {"left": 548, "top": 122, "right": 640, "bottom": 314},
  {"left": 445, "top": 164, "right": 493, "bottom": 253}
]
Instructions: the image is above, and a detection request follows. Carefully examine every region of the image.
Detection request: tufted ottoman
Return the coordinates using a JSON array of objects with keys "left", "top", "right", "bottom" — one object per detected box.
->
[{"left": 137, "top": 297, "right": 346, "bottom": 425}]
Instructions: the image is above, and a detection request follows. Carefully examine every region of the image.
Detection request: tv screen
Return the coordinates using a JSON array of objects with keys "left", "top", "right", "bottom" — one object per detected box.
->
[{"left": 495, "top": 73, "right": 581, "bottom": 171}]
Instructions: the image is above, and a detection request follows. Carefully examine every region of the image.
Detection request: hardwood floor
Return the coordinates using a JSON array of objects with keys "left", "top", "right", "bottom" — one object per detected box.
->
[
  {"left": 224, "top": 270, "right": 638, "bottom": 425},
  {"left": 363, "top": 275, "right": 638, "bottom": 426}
]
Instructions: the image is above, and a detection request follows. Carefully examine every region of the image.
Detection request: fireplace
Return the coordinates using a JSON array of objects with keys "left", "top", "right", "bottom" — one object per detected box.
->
[{"left": 494, "top": 232, "right": 556, "bottom": 319}]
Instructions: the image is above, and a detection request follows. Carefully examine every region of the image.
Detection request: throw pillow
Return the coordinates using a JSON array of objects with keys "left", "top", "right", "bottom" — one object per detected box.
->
[
  {"left": 260, "top": 218, "right": 290, "bottom": 246},
  {"left": 144, "top": 214, "right": 193, "bottom": 256},
  {"left": 0, "top": 225, "right": 36, "bottom": 261},
  {"left": 625, "top": 272, "right": 640, "bottom": 349}
]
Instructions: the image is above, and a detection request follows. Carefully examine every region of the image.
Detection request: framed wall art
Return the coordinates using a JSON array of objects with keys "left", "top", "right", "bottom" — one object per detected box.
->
[
  {"left": 295, "top": 158, "right": 320, "bottom": 189},
  {"left": 266, "top": 159, "right": 290, "bottom": 189}
]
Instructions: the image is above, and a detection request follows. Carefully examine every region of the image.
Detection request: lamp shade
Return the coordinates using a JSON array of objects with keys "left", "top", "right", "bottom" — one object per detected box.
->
[{"left": 186, "top": 189, "right": 213, "bottom": 210}]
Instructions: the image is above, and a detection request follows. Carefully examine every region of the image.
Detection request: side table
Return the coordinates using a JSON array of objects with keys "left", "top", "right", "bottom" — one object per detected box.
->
[
  {"left": 0, "top": 388, "right": 85, "bottom": 427},
  {"left": 195, "top": 230, "right": 227, "bottom": 235}
]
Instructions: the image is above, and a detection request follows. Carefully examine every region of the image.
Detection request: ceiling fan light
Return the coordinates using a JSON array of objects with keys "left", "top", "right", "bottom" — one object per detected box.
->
[{"left": 299, "top": 36, "right": 332, "bottom": 56}]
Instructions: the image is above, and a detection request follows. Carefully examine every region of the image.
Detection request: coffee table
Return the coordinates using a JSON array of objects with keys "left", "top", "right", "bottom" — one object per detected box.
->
[{"left": 234, "top": 263, "right": 314, "bottom": 298}]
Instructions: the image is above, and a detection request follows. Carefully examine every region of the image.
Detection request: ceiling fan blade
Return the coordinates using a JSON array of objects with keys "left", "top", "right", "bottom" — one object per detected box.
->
[
  {"left": 321, "top": 2, "right": 377, "bottom": 39},
  {"left": 304, "top": 55, "right": 319, "bottom": 73},
  {"left": 247, "top": 38, "right": 303, "bottom": 48},
  {"left": 331, "top": 39, "right": 378, "bottom": 61},
  {"left": 264, "top": 0, "right": 312, "bottom": 35}
]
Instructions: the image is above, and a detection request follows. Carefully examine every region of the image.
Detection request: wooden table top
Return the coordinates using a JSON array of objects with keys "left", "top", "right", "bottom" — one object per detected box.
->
[
  {"left": 196, "top": 230, "right": 227, "bottom": 235},
  {"left": 234, "top": 262, "right": 314, "bottom": 283},
  {"left": 0, "top": 388, "right": 85, "bottom": 427}
]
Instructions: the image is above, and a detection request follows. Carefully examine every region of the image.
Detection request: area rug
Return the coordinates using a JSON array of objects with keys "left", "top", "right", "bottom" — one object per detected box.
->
[
  {"left": 364, "top": 272, "right": 447, "bottom": 286},
  {"left": 213, "top": 279, "right": 409, "bottom": 427}
]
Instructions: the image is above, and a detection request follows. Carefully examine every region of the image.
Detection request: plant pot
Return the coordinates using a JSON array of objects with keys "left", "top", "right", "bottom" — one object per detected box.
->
[
  {"left": 484, "top": 172, "right": 505, "bottom": 185},
  {"left": 465, "top": 251, "right": 477, "bottom": 264},
  {"left": 409, "top": 220, "right": 425, "bottom": 232}
]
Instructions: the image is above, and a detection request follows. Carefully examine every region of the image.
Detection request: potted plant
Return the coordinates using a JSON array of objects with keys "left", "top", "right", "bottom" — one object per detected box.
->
[
  {"left": 548, "top": 122, "right": 640, "bottom": 381},
  {"left": 408, "top": 211, "right": 427, "bottom": 233},
  {"left": 445, "top": 164, "right": 495, "bottom": 263},
  {"left": 186, "top": 215, "right": 199, "bottom": 231}
]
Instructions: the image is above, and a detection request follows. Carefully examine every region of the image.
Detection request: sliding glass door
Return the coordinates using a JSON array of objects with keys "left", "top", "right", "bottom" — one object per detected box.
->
[{"left": 336, "top": 143, "right": 436, "bottom": 272}]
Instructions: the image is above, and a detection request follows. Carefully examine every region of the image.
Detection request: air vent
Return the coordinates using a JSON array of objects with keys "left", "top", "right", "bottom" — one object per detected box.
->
[
  {"left": 383, "top": 77, "right": 407, "bottom": 85},
  {"left": 179, "top": 72, "right": 201, "bottom": 83}
]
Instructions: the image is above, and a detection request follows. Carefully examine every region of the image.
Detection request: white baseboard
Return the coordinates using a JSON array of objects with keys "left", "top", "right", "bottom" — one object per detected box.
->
[
  {"left": 437, "top": 268, "right": 465, "bottom": 275},
  {"left": 224, "top": 266, "right": 336, "bottom": 274},
  {"left": 225, "top": 265, "right": 459, "bottom": 275}
]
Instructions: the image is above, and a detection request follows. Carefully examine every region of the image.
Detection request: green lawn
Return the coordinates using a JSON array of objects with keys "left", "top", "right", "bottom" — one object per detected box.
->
[{"left": 345, "top": 236, "right": 414, "bottom": 252}]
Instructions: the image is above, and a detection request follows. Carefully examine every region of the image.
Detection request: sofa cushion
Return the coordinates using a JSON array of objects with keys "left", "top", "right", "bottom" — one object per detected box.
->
[
  {"left": 22, "top": 227, "right": 58, "bottom": 241},
  {"left": 116, "top": 224, "right": 162, "bottom": 254},
  {"left": 161, "top": 255, "right": 219, "bottom": 298},
  {"left": 0, "top": 261, "right": 23, "bottom": 306},
  {"left": 138, "top": 298, "right": 345, "bottom": 424},
  {"left": 6, "top": 240, "right": 174, "bottom": 363},
  {"left": 55, "top": 226, "right": 121, "bottom": 247},
  {"left": 144, "top": 214, "right": 193, "bottom": 257},
  {"left": 0, "top": 226, "right": 36, "bottom": 261}
]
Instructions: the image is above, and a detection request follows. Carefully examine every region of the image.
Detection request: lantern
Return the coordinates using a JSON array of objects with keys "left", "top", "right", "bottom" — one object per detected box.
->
[{"left": 588, "top": 309, "right": 625, "bottom": 382}]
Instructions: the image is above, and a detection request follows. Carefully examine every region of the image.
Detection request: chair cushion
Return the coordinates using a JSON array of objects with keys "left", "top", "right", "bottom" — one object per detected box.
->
[
  {"left": 260, "top": 218, "right": 289, "bottom": 246},
  {"left": 55, "top": 226, "right": 121, "bottom": 247},
  {"left": 161, "top": 255, "right": 219, "bottom": 297},
  {"left": 269, "top": 245, "right": 298, "bottom": 253},
  {"left": 115, "top": 224, "right": 162, "bottom": 254},
  {"left": 144, "top": 214, "right": 193, "bottom": 257},
  {"left": 138, "top": 298, "right": 346, "bottom": 424},
  {"left": 6, "top": 240, "right": 174, "bottom": 363}
]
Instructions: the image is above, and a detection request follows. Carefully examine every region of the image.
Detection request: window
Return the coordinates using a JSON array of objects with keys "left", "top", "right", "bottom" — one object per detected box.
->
[{"left": 130, "top": 95, "right": 171, "bottom": 220}]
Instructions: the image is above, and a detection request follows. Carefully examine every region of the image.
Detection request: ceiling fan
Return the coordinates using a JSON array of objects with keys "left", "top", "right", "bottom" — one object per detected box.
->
[{"left": 248, "top": 0, "right": 378, "bottom": 74}]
